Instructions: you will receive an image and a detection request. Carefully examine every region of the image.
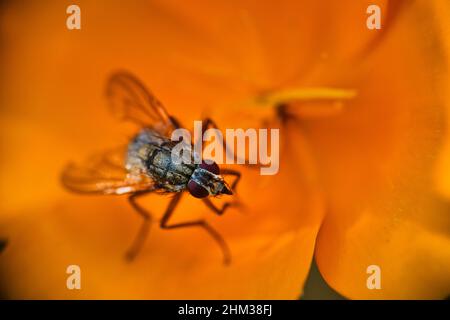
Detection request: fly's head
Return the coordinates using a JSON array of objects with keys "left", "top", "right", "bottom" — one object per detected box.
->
[{"left": 187, "top": 161, "right": 232, "bottom": 198}]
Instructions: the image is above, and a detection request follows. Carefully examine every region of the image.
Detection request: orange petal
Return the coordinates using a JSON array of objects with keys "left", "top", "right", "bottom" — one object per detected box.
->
[
  {"left": 0, "top": 125, "right": 324, "bottom": 299},
  {"left": 310, "top": 2, "right": 450, "bottom": 299},
  {"left": 0, "top": 1, "right": 327, "bottom": 298},
  {"left": 433, "top": 1, "right": 450, "bottom": 199}
]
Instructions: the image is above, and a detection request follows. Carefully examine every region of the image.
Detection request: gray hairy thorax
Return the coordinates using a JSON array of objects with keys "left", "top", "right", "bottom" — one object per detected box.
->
[{"left": 126, "top": 128, "right": 197, "bottom": 192}]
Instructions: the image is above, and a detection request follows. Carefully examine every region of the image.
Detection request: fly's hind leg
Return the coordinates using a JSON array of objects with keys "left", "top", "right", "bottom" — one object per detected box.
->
[
  {"left": 160, "top": 192, "right": 231, "bottom": 265},
  {"left": 125, "top": 190, "right": 154, "bottom": 261}
]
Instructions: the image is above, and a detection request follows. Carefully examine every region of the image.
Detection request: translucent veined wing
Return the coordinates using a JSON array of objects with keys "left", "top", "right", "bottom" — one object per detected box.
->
[
  {"left": 105, "top": 71, "right": 178, "bottom": 136},
  {"left": 61, "top": 146, "right": 156, "bottom": 195}
]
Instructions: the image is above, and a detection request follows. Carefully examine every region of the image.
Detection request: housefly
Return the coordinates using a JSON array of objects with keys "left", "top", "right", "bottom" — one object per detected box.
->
[{"left": 61, "top": 71, "right": 240, "bottom": 264}]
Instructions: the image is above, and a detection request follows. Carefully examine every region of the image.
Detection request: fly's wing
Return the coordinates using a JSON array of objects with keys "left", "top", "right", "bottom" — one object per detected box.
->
[
  {"left": 105, "top": 71, "right": 178, "bottom": 136},
  {"left": 61, "top": 146, "right": 156, "bottom": 195}
]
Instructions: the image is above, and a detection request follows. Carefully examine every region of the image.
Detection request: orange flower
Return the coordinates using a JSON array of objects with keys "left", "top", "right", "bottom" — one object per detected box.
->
[{"left": 0, "top": 0, "right": 449, "bottom": 299}]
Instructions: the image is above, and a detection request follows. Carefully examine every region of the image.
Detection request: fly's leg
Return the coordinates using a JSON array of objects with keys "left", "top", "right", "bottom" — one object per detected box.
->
[
  {"left": 160, "top": 192, "right": 231, "bottom": 265},
  {"left": 0, "top": 238, "right": 8, "bottom": 253},
  {"left": 221, "top": 168, "right": 241, "bottom": 191},
  {"left": 199, "top": 119, "right": 243, "bottom": 214},
  {"left": 169, "top": 116, "right": 182, "bottom": 129},
  {"left": 202, "top": 198, "right": 232, "bottom": 216},
  {"left": 199, "top": 117, "right": 272, "bottom": 170},
  {"left": 199, "top": 118, "right": 242, "bottom": 189},
  {"left": 125, "top": 190, "right": 154, "bottom": 261},
  {"left": 199, "top": 118, "right": 236, "bottom": 162},
  {"left": 203, "top": 169, "right": 241, "bottom": 214}
]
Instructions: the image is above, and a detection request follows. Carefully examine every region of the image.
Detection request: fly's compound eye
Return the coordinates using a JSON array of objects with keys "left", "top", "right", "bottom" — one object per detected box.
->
[
  {"left": 199, "top": 161, "right": 220, "bottom": 174},
  {"left": 187, "top": 180, "right": 209, "bottom": 198}
]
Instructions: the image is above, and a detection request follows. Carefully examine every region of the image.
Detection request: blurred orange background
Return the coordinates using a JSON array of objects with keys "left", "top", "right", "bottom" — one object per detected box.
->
[{"left": 0, "top": 0, "right": 449, "bottom": 299}]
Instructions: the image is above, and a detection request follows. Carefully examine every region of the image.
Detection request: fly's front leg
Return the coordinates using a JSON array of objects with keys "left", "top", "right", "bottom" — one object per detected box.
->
[
  {"left": 202, "top": 198, "right": 232, "bottom": 216},
  {"left": 200, "top": 117, "right": 272, "bottom": 170},
  {"left": 221, "top": 168, "right": 241, "bottom": 191},
  {"left": 160, "top": 192, "right": 231, "bottom": 265},
  {"left": 125, "top": 190, "right": 154, "bottom": 261},
  {"left": 199, "top": 119, "right": 242, "bottom": 214},
  {"left": 199, "top": 118, "right": 237, "bottom": 162}
]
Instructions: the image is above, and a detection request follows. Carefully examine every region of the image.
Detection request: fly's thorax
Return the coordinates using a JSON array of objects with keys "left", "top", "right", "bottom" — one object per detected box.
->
[
  {"left": 126, "top": 129, "right": 196, "bottom": 191},
  {"left": 146, "top": 145, "right": 195, "bottom": 187}
]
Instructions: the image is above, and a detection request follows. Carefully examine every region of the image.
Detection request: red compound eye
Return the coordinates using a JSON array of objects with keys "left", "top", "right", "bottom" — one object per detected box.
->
[
  {"left": 199, "top": 161, "right": 220, "bottom": 174},
  {"left": 187, "top": 180, "right": 209, "bottom": 198}
]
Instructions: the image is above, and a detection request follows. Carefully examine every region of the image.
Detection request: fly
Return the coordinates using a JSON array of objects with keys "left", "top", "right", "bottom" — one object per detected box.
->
[{"left": 61, "top": 71, "right": 241, "bottom": 265}]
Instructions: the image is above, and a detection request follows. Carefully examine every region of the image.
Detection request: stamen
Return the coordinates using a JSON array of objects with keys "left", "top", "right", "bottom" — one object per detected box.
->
[
  {"left": 255, "top": 87, "right": 358, "bottom": 118},
  {"left": 259, "top": 87, "right": 357, "bottom": 105},
  {"left": 214, "top": 87, "right": 357, "bottom": 122}
]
